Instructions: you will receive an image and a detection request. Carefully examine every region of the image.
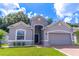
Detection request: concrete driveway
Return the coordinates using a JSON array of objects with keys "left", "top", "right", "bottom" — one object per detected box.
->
[{"left": 53, "top": 45, "right": 79, "bottom": 56}]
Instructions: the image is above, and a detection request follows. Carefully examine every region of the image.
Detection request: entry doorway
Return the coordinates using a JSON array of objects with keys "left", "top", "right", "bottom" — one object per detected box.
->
[{"left": 35, "top": 25, "right": 43, "bottom": 45}]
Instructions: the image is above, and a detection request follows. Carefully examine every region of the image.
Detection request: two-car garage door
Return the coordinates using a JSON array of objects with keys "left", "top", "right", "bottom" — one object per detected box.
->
[{"left": 48, "top": 33, "right": 72, "bottom": 45}]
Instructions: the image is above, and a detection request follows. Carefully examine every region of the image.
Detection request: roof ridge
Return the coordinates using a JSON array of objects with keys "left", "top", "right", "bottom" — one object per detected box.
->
[{"left": 7, "top": 21, "right": 31, "bottom": 28}]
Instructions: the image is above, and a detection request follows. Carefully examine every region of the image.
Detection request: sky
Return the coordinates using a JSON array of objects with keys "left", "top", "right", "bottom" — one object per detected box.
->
[{"left": 0, "top": 3, "right": 79, "bottom": 23}]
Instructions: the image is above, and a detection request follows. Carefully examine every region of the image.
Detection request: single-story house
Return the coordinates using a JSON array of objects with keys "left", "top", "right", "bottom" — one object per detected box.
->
[{"left": 7, "top": 15, "right": 75, "bottom": 47}]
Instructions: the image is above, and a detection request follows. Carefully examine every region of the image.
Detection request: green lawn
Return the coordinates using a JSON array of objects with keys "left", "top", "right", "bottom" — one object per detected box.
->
[{"left": 0, "top": 47, "right": 65, "bottom": 56}]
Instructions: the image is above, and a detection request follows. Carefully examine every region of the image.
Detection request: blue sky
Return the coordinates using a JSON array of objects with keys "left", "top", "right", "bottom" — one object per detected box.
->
[
  {"left": 0, "top": 3, "right": 79, "bottom": 23},
  {"left": 19, "top": 3, "right": 57, "bottom": 20}
]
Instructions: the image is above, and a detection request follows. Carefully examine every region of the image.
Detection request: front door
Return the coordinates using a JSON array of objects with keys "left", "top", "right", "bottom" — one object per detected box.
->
[
  {"left": 35, "top": 34, "right": 39, "bottom": 44},
  {"left": 35, "top": 25, "right": 43, "bottom": 45}
]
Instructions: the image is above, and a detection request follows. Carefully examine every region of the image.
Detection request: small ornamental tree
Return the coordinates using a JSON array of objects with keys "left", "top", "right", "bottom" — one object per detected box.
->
[
  {"left": 74, "top": 31, "right": 79, "bottom": 43},
  {"left": 74, "top": 31, "right": 79, "bottom": 36},
  {"left": 0, "top": 29, "right": 6, "bottom": 48}
]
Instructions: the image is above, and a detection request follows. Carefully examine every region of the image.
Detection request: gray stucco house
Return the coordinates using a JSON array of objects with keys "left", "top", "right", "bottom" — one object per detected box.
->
[{"left": 7, "top": 15, "right": 74, "bottom": 47}]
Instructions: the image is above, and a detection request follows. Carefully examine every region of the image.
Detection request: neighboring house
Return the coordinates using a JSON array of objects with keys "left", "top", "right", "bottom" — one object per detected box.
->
[{"left": 7, "top": 15, "right": 74, "bottom": 47}]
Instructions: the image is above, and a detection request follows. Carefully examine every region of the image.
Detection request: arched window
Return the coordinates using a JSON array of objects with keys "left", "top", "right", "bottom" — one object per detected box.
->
[{"left": 16, "top": 29, "right": 25, "bottom": 40}]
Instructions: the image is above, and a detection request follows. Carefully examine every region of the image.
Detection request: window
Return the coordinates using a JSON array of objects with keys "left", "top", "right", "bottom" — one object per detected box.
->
[{"left": 16, "top": 29, "right": 25, "bottom": 40}]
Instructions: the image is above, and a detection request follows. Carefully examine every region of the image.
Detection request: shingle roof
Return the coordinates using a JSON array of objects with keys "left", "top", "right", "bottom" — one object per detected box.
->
[
  {"left": 30, "top": 15, "right": 48, "bottom": 22},
  {"left": 7, "top": 21, "right": 31, "bottom": 28},
  {"left": 46, "top": 20, "right": 71, "bottom": 29}
]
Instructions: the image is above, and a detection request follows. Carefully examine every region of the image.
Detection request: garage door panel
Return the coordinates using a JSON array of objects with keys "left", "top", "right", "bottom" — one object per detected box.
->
[{"left": 48, "top": 33, "right": 72, "bottom": 45}]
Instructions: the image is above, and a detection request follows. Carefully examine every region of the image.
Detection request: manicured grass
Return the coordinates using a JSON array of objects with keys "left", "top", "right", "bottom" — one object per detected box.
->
[{"left": 0, "top": 47, "right": 65, "bottom": 56}]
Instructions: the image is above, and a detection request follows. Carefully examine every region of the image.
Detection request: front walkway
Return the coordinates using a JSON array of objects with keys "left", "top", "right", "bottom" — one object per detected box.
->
[{"left": 53, "top": 45, "right": 79, "bottom": 56}]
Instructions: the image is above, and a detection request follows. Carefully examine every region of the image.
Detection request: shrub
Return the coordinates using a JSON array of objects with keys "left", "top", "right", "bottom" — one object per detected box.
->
[{"left": 0, "top": 29, "right": 7, "bottom": 48}]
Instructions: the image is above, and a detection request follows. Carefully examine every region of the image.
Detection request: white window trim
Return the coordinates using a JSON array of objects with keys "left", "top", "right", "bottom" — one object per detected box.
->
[{"left": 15, "top": 29, "right": 26, "bottom": 40}]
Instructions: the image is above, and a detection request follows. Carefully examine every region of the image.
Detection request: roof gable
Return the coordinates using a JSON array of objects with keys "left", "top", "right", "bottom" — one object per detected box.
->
[
  {"left": 46, "top": 20, "right": 71, "bottom": 29},
  {"left": 31, "top": 15, "right": 47, "bottom": 21},
  {"left": 7, "top": 21, "right": 31, "bottom": 28},
  {"left": 31, "top": 15, "right": 48, "bottom": 23}
]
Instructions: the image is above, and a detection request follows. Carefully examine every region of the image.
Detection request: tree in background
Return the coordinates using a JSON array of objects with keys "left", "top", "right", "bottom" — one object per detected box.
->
[
  {"left": 74, "top": 31, "right": 79, "bottom": 43},
  {"left": 0, "top": 17, "right": 3, "bottom": 25},
  {"left": 3, "top": 11, "right": 30, "bottom": 25},
  {"left": 0, "top": 11, "right": 30, "bottom": 32},
  {"left": 47, "top": 18, "right": 53, "bottom": 25},
  {"left": 0, "top": 29, "right": 6, "bottom": 48},
  {"left": 0, "top": 17, "right": 8, "bottom": 32},
  {"left": 67, "top": 23, "right": 79, "bottom": 27}
]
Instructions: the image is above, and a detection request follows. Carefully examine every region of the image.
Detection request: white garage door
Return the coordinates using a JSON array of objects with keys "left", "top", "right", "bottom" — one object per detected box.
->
[{"left": 48, "top": 33, "right": 72, "bottom": 45}]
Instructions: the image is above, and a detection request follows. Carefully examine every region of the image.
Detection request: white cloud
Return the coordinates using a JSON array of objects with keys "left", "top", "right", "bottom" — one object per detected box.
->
[
  {"left": 45, "top": 16, "right": 48, "bottom": 19},
  {"left": 28, "top": 11, "right": 32, "bottom": 15},
  {"left": 0, "top": 3, "right": 26, "bottom": 16},
  {"left": 27, "top": 12, "right": 46, "bottom": 18},
  {"left": 27, "top": 12, "right": 38, "bottom": 18},
  {"left": 27, "top": 11, "right": 49, "bottom": 19},
  {"left": 75, "top": 17, "right": 79, "bottom": 23},
  {"left": 3, "top": 3, "right": 20, "bottom": 9},
  {"left": 27, "top": 11, "right": 33, "bottom": 18},
  {"left": 13, "top": 3, "right": 20, "bottom": 8},
  {"left": 54, "top": 3, "right": 79, "bottom": 23},
  {"left": 34, "top": 13, "right": 37, "bottom": 16},
  {"left": 54, "top": 3, "right": 64, "bottom": 17},
  {"left": 40, "top": 14, "right": 43, "bottom": 16},
  {"left": 64, "top": 17, "right": 72, "bottom": 23},
  {"left": 54, "top": 3, "right": 79, "bottom": 16},
  {"left": 18, "top": 7, "right": 26, "bottom": 14},
  {"left": 0, "top": 9, "right": 7, "bottom": 15}
]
